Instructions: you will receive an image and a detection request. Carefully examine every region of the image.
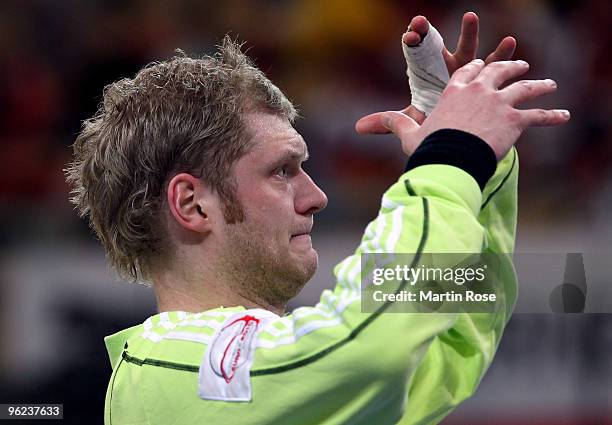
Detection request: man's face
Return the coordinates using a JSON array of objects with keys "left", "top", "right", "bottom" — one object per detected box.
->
[{"left": 216, "top": 112, "right": 328, "bottom": 307}]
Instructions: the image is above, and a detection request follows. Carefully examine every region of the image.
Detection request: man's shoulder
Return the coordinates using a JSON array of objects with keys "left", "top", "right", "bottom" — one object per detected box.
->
[{"left": 115, "top": 309, "right": 248, "bottom": 369}]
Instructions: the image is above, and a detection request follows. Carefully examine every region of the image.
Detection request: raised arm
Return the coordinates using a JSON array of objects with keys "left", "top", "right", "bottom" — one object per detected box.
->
[
  {"left": 380, "top": 59, "right": 567, "bottom": 424},
  {"left": 355, "top": 13, "right": 522, "bottom": 253}
]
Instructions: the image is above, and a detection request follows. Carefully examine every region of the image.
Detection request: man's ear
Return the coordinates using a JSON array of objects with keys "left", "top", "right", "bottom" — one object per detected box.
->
[{"left": 167, "top": 173, "right": 215, "bottom": 233}]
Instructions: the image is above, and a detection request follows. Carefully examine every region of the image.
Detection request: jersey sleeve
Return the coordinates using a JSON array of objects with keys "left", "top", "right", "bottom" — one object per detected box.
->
[{"left": 398, "top": 148, "right": 519, "bottom": 425}]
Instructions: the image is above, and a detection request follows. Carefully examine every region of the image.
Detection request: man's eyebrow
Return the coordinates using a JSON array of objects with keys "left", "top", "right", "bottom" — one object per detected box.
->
[{"left": 280, "top": 144, "right": 309, "bottom": 162}]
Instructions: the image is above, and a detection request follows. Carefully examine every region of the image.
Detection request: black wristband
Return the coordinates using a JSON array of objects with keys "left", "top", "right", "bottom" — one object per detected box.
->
[{"left": 404, "top": 129, "right": 497, "bottom": 191}]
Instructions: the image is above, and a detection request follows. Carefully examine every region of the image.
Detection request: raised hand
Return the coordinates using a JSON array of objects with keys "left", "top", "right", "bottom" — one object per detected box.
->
[
  {"left": 356, "top": 12, "right": 517, "bottom": 135},
  {"left": 379, "top": 59, "right": 570, "bottom": 159},
  {"left": 406, "top": 13, "right": 516, "bottom": 75}
]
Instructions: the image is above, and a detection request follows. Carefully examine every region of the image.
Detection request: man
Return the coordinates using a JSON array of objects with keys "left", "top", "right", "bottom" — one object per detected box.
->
[{"left": 66, "top": 12, "right": 569, "bottom": 425}]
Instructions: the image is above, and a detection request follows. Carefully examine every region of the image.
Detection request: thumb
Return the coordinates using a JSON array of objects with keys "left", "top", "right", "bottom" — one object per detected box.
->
[
  {"left": 382, "top": 111, "right": 421, "bottom": 156},
  {"left": 355, "top": 107, "right": 425, "bottom": 135},
  {"left": 355, "top": 112, "right": 392, "bottom": 135},
  {"left": 381, "top": 111, "right": 420, "bottom": 138}
]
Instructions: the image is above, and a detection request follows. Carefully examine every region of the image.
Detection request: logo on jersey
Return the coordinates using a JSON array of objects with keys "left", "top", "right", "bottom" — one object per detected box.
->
[
  {"left": 209, "top": 315, "right": 260, "bottom": 383},
  {"left": 200, "top": 309, "right": 277, "bottom": 401}
]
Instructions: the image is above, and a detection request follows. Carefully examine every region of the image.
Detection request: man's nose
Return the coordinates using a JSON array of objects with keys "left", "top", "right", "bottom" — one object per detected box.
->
[{"left": 296, "top": 172, "right": 328, "bottom": 215}]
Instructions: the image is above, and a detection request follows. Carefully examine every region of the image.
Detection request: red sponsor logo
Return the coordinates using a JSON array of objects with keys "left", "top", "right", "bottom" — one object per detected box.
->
[{"left": 210, "top": 315, "right": 260, "bottom": 383}]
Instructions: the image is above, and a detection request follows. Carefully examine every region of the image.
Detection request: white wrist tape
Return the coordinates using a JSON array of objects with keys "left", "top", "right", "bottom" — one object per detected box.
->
[{"left": 402, "top": 24, "right": 449, "bottom": 115}]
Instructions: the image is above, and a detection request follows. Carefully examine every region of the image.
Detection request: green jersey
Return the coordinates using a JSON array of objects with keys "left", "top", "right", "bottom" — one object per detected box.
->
[{"left": 104, "top": 147, "right": 518, "bottom": 425}]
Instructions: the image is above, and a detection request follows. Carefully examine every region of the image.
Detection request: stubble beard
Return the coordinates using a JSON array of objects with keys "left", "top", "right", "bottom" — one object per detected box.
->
[{"left": 219, "top": 219, "right": 317, "bottom": 310}]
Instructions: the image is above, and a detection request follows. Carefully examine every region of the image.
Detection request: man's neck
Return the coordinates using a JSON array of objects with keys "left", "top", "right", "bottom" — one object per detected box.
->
[{"left": 153, "top": 272, "right": 286, "bottom": 316}]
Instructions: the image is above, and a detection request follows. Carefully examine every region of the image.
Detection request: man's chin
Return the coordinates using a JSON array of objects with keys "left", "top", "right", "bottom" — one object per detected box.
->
[{"left": 289, "top": 248, "right": 318, "bottom": 284}]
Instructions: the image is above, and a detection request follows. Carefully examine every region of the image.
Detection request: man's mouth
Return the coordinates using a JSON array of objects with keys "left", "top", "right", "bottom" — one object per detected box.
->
[
  {"left": 291, "top": 225, "right": 313, "bottom": 240},
  {"left": 291, "top": 220, "right": 313, "bottom": 237}
]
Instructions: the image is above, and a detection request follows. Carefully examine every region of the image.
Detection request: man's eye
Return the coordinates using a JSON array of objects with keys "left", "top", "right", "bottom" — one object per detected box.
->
[{"left": 275, "top": 166, "right": 289, "bottom": 178}]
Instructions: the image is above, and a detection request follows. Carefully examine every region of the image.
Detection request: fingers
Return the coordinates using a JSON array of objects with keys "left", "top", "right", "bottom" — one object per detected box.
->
[
  {"left": 402, "top": 15, "right": 429, "bottom": 46},
  {"left": 449, "top": 58, "right": 485, "bottom": 84},
  {"left": 454, "top": 12, "right": 479, "bottom": 63},
  {"left": 519, "top": 108, "right": 571, "bottom": 127},
  {"left": 357, "top": 111, "right": 420, "bottom": 156},
  {"left": 441, "top": 47, "right": 455, "bottom": 70},
  {"left": 402, "top": 105, "right": 426, "bottom": 125},
  {"left": 355, "top": 107, "right": 426, "bottom": 134},
  {"left": 500, "top": 79, "right": 557, "bottom": 105},
  {"left": 474, "top": 60, "right": 530, "bottom": 88},
  {"left": 403, "top": 32, "right": 422, "bottom": 47},
  {"left": 484, "top": 36, "right": 517, "bottom": 64},
  {"left": 355, "top": 112, "right": 391, "bottom": 134},
  {"left": 382, "top": 111, "right": 420, "bottom": 150}
]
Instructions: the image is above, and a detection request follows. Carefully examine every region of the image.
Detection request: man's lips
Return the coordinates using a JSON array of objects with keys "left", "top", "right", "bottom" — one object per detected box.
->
[
  {"left": 291, "top": 226, "right": 313, "bottom": 239},
  {"left": 291, "top": 223, "right": 313, "bottom": 238},
  {"left": 290, "top": 227, "right": 314, "bottom": 249}
]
